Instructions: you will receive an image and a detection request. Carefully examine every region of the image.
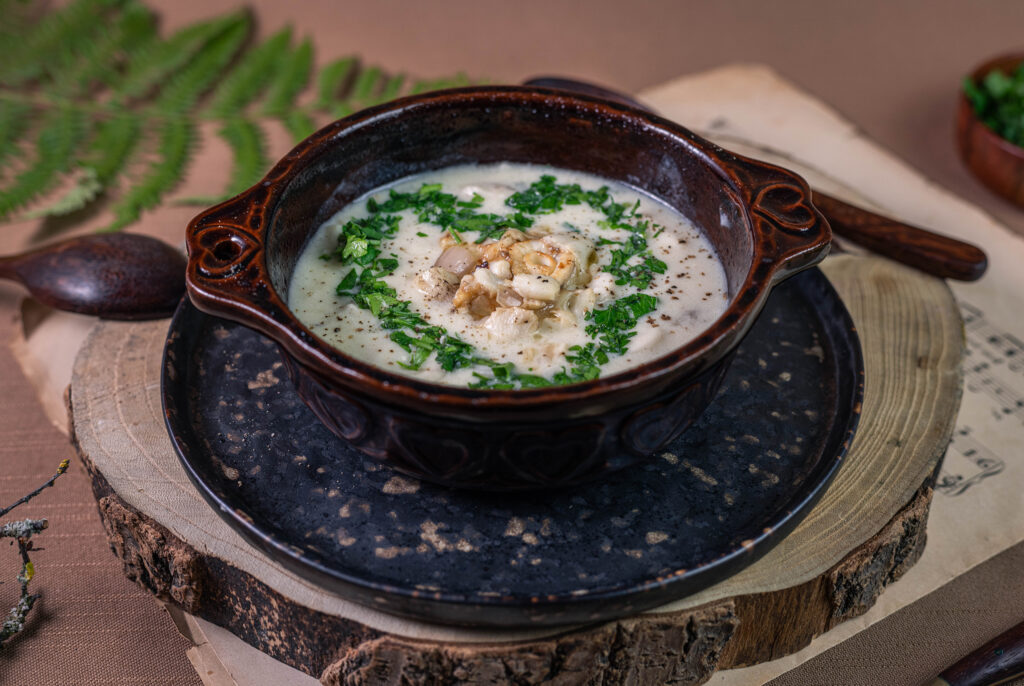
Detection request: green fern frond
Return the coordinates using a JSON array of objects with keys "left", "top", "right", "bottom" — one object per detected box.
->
[
  {"left": 380, "top": 74, "right": 406, "bottom": 103},
  {"left": 0, "top": 99, "right": 34, "bottom": 172},
  {"left": 219, "top": 117, "right": 267, "bottom": 196},
  {"left": 315, "top": 56, "right": 357, "bottom": 110},
  {"left": 116, "top": 11, "right": 247, "bottom": 103},
  {"left": 330, "top": 101, "right": 353, "bottom": 119},
  {"left": 52, "top": 1, "right": 157, "bottom": 96},
  {"left": 25, "top": 167, "right": 103, "bottom": 218},
  {"left": 1, "top": 0, "right": 124, "bottom": 86},
  {"left": 0, "top": 105, "right": 86, "bottom": 219},
  {"left": 40, "top": 0, "right": 128, "bottom": 85},
  {"left": 350, "top": 66, "right": 384, "bottom": 106},
  {"left": 409, "top": 73, "right": 472, "bottom": 95},
  {"left": 204, "top": 26, "right": 292, "bottom": 120},
  {"left": 0, "top": 0, "right": 37, "bottom": 47},
  {"left": 153, "top": 12, "right": 251, "bottom": 113},
  {"left": 82, "top": 111, "right": 141, "bottom": 184},
  {"left": 0, "top": 3, "right": 474, "bottom": 233},
  {"left": 261, "top": 37, "right": 313, "bottom": 117},
  {"left": 103, "top": 118, "right": 193, "bottom": 232},
  {"left": 282, "top": 110, "right": 317, "bottom": 143}
]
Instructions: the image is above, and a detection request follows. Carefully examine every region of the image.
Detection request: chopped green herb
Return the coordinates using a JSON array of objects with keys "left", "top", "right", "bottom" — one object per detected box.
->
[
  {"left": 367, "top": 184, "right": 532, "bottom": 241},
  {"left": 964, "top": 63, "right": 1024, "bottom": 146}
]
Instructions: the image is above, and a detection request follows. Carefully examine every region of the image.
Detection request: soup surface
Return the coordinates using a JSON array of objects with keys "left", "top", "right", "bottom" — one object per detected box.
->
[{"left": 288, "top": 163, "right": 729, "bottom": 388}]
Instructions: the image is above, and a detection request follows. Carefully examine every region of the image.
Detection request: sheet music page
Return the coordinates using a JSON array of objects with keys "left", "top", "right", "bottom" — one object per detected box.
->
[{"left": 640, "top": 65, "right": 1024, "bottom": 684}]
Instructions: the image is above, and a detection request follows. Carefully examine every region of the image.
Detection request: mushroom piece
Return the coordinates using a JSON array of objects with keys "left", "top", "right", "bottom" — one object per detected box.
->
[
  {"left": 508, "top": 240, "right": 557, "bottom": 277},
  {"left": 452, "top": 269, "right": 503, "bottom": 316},
  {"left": 511, "top": 273, "right": 560, "bottom": 301},
  {"left": 488, "top": 259, "right": 512, "bottom": 280},
  {"left": 413, "top": 267, "right": 459, "bottom": 301},
  {"left": 543, "top": 233, "right": 595, "bottom": 289},
  {"left": 541, "top": 308, "right": 577, "bottom": 331},
  {"left": 482, "top": 307, "right": 539, "bottom": 341},
  {"left": 434, "top": 244, "right": 480, "bottom": 277},
  {"left": 506, "top": 234, "right": 595, "bottom": 290}
]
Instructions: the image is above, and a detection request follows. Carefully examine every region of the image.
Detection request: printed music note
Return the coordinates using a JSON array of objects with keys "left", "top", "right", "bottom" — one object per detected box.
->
[{"left": 936, "top": 300, "right": 1020, "bottom": 496}]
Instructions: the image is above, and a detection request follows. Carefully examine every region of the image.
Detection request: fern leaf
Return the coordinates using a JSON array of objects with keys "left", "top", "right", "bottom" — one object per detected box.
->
[
  {"left": 261, "top": 37, "right": 313, "bottom": 117},
  {"left": 219, "top": 117, "right": 267, "bottom": 196},
  {"left": 0, "top": 0, "right": 36, "bottom": 47},
  {"left": 408, "top": 78, "right": 441, "bottom": 95},
  {"left": 350, "top": 66, "right": 384, "bottom": 105},
  {"left": 52, "top": 1, "right": 157, "bottom": 96},
  {"left": 0, "top": 98, "right": 34, "bottom": 172},
  {"left": 102, "top": 119, "right": 193, "bottom": 232},
  {"left": 204, "top": 26, "right": 293, "bottom": 120},
  {"left": 24, "top": 167, "right": 103, "bottom": 218},
  {"left": 154, "top": 13, "right": 251, "bottom": 113},
  {"left": 0, "top": 4, "right": 475, "bottom": 234},
  {"left": 42, "top": 0, "right": 129, "bottom": 85},
  {"left": 0, "top": 105, "right": 86, "bottom": 219},
  {"left": 314, "top": 56, "right": 357, "bottom": 110},
  {"left": 409, "top": 73, "right": 471, "bottom": 95},
  {"left": 115, "top": 11, "right": 247, "bottom": 103},
  {"left": 380, "top": 74, "right": 405, "bottom": 103},
  {"left": 1, "top": 0, "right": 124, "bottom": 86},
  {"left": 82, "top": 111, "right": 141, "bottom": 184},
  {"left": 282, "top": 110, "right": 317, "bottom": 143}
]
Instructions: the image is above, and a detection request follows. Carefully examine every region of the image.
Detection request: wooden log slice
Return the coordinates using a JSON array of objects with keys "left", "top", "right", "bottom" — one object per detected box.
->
[{"left": 69, "top": 255, "right": 964, "bottom": 685}]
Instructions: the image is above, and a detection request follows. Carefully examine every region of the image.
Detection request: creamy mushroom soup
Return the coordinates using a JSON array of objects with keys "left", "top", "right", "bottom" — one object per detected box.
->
[{"left": 288, "top": 163, "right": 729, "bottom": 389}]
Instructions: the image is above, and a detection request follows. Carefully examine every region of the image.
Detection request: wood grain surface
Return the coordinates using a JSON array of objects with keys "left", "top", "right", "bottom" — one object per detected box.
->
[{"left": 68, "top": 254, "right": 964, "bottom": 684}]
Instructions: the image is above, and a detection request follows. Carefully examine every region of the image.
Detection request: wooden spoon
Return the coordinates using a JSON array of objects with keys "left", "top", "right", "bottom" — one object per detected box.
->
[
  {"left": 524, "top": 76, "right": 988, "bottom": 282},
  {"left": 0, "top": 233, "right": 185, "bottom": 320}
]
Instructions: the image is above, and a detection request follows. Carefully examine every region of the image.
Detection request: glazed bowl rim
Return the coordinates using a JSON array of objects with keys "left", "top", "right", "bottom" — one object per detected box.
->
[{"left": 185, "top": 85, "right": 830, "bottom": 410}]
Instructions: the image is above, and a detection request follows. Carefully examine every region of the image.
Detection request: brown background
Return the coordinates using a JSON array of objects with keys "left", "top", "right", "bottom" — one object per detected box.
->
[{"left": 2, "top": 1, "right": 1024, "bottom": 684}]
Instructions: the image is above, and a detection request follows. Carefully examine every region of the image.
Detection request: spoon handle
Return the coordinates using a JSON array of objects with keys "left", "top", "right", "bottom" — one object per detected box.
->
[
  {"left": 523, "top": 76, "right": 988, "bottom": 282},
  {"left": 928, "top": 619, "right": 1024, "bottom": 686},
  {"left": 810, "top": 191, "right": 987, "bottom": 281}
]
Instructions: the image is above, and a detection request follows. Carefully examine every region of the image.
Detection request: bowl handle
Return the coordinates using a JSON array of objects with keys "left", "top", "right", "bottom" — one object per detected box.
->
[
  {"left": 727, "top": 154, "right": 832, "bottom": 284},
  {"left": 184, "top": 190, "right": 285, "bottom": 327}
]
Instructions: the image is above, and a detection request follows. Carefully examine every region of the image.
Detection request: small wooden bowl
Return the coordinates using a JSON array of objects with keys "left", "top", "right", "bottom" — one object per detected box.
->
[{"left": 956, "top": 52, "right": 1024, "bottom": 207}]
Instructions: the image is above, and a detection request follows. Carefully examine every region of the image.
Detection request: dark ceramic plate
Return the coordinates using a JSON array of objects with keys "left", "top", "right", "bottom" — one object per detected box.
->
[{"left": 163, "top": 267, "right": 862, "bottom": 628}]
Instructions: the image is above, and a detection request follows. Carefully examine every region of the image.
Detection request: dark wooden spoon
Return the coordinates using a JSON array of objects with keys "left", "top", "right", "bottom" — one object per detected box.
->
[
  {"left": 0, "top": 233, "right": 185, "bottom": 320},
  {"left": 524, "top": 76, "right": 988, "bottom": 282}
]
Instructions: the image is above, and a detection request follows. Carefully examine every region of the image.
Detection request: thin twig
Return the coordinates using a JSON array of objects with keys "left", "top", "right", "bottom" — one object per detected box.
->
[
  {"left": 0, "top": 460, "right": 69, "bottom": 648},
  {"left": 0, "top": 459, "right": 68, "bottom": 518}
]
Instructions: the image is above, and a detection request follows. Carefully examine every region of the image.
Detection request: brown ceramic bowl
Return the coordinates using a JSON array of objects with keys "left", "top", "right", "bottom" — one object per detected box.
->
[
  {"left": 184, "top": 86, "right": 830, "bottom": 490},
  {"left": 957, "top": 52, "right": 1024, "bottom": 207}
]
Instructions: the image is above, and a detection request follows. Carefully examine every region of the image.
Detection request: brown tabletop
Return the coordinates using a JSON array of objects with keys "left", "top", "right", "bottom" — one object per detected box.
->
[{"left": 2, "top": 2, "right": 1023, "bottom": 684}]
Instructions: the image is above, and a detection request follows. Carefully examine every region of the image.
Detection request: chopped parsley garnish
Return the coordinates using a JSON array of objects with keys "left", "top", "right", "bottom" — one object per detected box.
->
[
  {"left": 326, "top": 174, "right": 670, "bottom": 388},
  {"left": 366, "top": 184, "right": 533, "bottom": 243}
]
